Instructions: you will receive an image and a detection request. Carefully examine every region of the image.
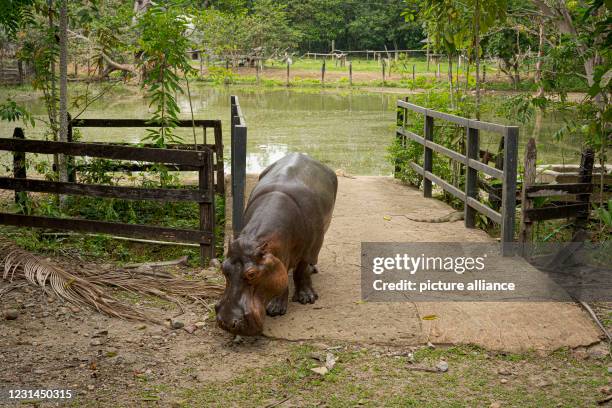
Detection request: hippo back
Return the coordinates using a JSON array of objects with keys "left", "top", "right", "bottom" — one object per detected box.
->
[{"left": 246, "top": 153, "right": 337, "bottom": 264}]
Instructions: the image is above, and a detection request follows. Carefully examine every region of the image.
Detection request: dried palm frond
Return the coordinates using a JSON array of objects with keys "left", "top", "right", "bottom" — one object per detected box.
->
[{"left": 0, "top": 237, "right": 222, "bottom": 323}]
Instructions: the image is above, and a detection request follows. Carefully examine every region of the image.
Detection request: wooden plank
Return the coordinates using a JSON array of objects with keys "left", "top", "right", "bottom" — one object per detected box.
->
[
  {"left": 524, "top": 203, "right": 588, "bottom": 222},
  {"left": 232, "top": 124, "right": 247, "bottom": 238},
  {"left": 423, "top": 115, "right": 434, "bottom": 198},
  {"left": 409, "top": 162, "right": 466, "bottom": 202},
  {"left": 467, "top": 159, "right": 504, "bottom": 179},
  {"left": 574, "top": 148, "right": 594, "bottom": 233},
  {"left": 0, "top": 138, "right": 205, "bottom": 166},
  {"left": 397, "top": 127, "right": 425, "bottom": 144},
  {"left": 466, "top": 197, "right": 502, "bottom": 224},
  {"left": 213, "top": 122, "right": 225, "bottom": 195},
  {"left": 501, "top": 126, "right": 519, "bottom": 256},
  {"left": 397, "top": 100, "right": 509, "bottom": 134},
  {"left": 526, "top": 183, "right": 593, "bottom": 198},
  {"left": 199, "top": 151, "right": 215, "bottom": 265},
  {"left": 12, "top": 128, "right": 27, "bottom": 209},
  {"left": 0, "top": 177, "right": 208, "bottom": 203},
  {"left": 519, "top": 138, "right": 537, "bottom": 255},
  {"left": 465, "top": 127, "right": 479, "bottom": 228},
  {"left": 72, "top": 118, "right": 221, "bottom": 128},
  {"left": 89, "top": 142, "right": 219, "bottom": 153},
  {"left": 0, "top": 212, "right": 212, "bottom": 244}
]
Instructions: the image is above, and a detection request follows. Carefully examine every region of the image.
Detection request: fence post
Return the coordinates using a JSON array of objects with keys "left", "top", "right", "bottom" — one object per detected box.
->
[
  {"left": 232, "top": 124, "right": 247, "bottom": 239},
  {"left": 412, "top": 64, "right": 415, "bottom": 82},
  {"left": 67, "top": 113, "right": 76, "bottom": 183},
  {"left": 321, "top": 60, "right": 326, "bottom": 85},
  {"left": 501, "top": 126, "right": 519, "bottom": 256},
  {"left": 12, "top": 127, "right": 28, "bottom": 212},
  {"left": 423, "top": 114, "right": 434, "bottom": 198},
  {"left": 464, "top": 125, "right": 479, "bottom": 228},
  {"left": 519, "top": 138, "right": 537, "bottom": 257},
  {"left": 199, "top": 150, "right": 215, "bottom": 265},
  {"left": 213, "top": 122, "right": 224, "bottom": 195},
  {"left": 349, "top": 61, "right": 352, "bottom": 86},
  {"left": 382, "top": 59, "right": 386, "bottom": 85},
  {"left": 286, "top": 60, "right": 290, "bottom": 86},
  {"left": 574, "top": 147, "right": 594, "bottom": 235}
]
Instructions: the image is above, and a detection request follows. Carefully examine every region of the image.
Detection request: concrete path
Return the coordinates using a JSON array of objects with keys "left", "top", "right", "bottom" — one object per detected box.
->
[{"left": 228, "top": 176, "right": 601, "bottom": 352}]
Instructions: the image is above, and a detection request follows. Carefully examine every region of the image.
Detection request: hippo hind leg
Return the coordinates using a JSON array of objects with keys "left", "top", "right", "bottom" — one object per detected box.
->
[
  {"left": 266, "top": 287, "right": 288, "bottom": 317},
  {"left": 292, "top": 261, "right": 319, "bottom": 304}
]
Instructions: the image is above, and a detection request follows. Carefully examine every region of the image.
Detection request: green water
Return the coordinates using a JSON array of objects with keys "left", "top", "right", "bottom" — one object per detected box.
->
[{"left": 0, "top": 85, "right": 582, "bottom": 175}]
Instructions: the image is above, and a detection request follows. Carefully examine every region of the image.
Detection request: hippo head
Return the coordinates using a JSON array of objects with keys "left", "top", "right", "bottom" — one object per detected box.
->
[{"left": 215, "top": 238, "right": 288, "bottom": 336}]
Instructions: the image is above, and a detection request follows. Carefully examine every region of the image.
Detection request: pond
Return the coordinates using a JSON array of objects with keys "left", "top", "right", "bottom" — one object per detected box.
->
[{"left": 0, "top": 85, "right": 583, "bottom": 175}]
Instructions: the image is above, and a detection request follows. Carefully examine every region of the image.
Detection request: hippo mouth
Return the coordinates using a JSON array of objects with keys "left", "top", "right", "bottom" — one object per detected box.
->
[{"left": 217, "top": 315, "right": 263, "bottom": 336}]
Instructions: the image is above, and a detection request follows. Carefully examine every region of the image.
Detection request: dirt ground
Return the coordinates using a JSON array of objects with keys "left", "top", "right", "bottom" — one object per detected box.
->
[{"left": 1, "top": 176, "right": 610, "bottom": 407}]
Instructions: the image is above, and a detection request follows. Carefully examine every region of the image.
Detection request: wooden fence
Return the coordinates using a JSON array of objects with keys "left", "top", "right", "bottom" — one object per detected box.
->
[
  {"left": 69, "top": 118, "right": 225, "bottom": 195},
  {"left": 395, "top": 100, "right": 519, "bottom": 255},
  {"left": 519, "top": 138, "right": 596, "bottom": 255},
  {"left": 0, "top": 120, "right": 222, "bottom": 265},
  {"left": 230, "top": 96, "right": 247, "bottom": 238}
]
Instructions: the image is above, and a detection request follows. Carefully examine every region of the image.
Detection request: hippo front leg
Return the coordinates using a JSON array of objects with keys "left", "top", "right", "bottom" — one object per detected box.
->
[
  {"left": 292, "top": 261, "right": 319, "bottom": 304},
  {"left": 266, "top": 287, "right": 288, "bottom": 316}
]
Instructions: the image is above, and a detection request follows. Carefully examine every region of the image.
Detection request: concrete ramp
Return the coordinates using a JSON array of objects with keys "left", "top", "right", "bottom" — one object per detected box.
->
[{"left": 230, "top": 176, "right": 602, "bottom": 352}]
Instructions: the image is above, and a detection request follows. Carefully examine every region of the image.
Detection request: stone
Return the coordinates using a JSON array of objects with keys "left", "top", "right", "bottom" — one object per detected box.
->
[
  {"left": 183, "top": 324, "right": 197, "bottom": 334},
  {"left": 497, "top": 368, "right": 512, "bottom": 376},
  {"left": 194, "top": 321, "right": 206, "bottom": 329},
  {"left": 489, "top": 403, "right": 502, "bottom": 408},
  {"left": 170, "top": 320, "right": 184, "bottom": 330},
  {"left": 310, "top": 366, "right": 328, "bottom": 376},
  {"left": 436, "top": 361, "right": 449, "bottom": 372},
  {"left": 500, "top": 378, "right": 508, "bottom": 384},
  {"left": 209, "top": 258, "right": 222, "bottom": 269},
  {"left": 4, "top": 309, "right": 18, "bottom": 320}
]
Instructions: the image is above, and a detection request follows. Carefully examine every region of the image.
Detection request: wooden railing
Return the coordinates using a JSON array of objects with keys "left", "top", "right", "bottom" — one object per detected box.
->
[
  {"left": 395, "top": 100, "right": 519, "bottom": 255},
  {"left": 230, "top": 95, "right": 247, "bottom": 238},
  {"left": 0, "top": 124, "right": 219, "bottom": 266},
  {"left": 70, "top": 118, "right": 225, "bottom": 195}
]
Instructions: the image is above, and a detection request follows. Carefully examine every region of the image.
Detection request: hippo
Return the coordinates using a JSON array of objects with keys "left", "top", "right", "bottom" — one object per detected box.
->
[{"left": 215, "top": 153, "right": 338, "bottom": 336}]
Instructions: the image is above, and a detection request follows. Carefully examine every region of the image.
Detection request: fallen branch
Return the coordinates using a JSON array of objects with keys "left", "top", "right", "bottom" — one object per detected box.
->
[
  {"left": 579, "top": 301, "right": 612, "bottom": 343},
  {"left": 124, "top": 255, "right": 189, "bottom": 269},
  {"left": 41, "top": 232, "right": 199, "bottom": 247}
]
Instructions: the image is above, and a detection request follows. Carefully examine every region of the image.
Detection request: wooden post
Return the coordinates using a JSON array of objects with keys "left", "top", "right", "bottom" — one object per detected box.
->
[
  {"left": 464, "top": 126, "right": 480, "bottom": 228},
  {"left": 213, "top": 122, "right": 224, "bottom": 195},
  {"left": 67, "top": 113, "right": 75, "bottom": 183},
  {"left": 519, "top": 138, "right": 536, "bottom": 256},
  {"left": 12, "top": 127, "right": 27, "bottom": 212},
  {"left": 482, "top": 64, "right": 486, "bottom": 83},
  {"left": 423, "top": 115, "right": 434, "bottom": 198},
  {"left": 199, "top": 52, "right": 204, "bottom": 76},
  {"left": 501, "top": 126, "right": 519, "bottom": 256},
  {"left": 286, "top": 60, "right": 290, "bottom": 86},
  {"left": 199, "top": 150, "right": 215, "bottom": 265},
  {"left": 437, "top": 63, "right": 440, "bottom": 79},
  {"left": 321, "top": 60, "right": 326, "bottom": 85},
  {"left": 412, "top": 64, "right": 416, "bottom": 82},
  {"left": 574, "top": 147, "right": 594, "bottom": 234},
  {"left": 256, "top": 59, "right": 260, "bottom": 85},
  {"left": 231, "top": 119, "right": 247, "bottom": 238},
  {"left": 349, "top": 61, "right": 352, "bottom": 86},
  {"left": 382, "top": 59, "right": 386, "bottom": 85}
]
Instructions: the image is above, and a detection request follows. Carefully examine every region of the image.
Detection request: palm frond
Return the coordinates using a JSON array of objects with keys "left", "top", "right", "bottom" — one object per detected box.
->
[{"left": 0, "top": 237, "right": 223, "bottom": 322}]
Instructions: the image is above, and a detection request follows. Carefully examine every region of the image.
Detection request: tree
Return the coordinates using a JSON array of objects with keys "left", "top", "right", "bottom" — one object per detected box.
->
[
  {"left": 484, "top": 28, "right": 534, "bottom": 88},
  {"left": 58, "top": 0, "right": 68, "bottom": 184}
]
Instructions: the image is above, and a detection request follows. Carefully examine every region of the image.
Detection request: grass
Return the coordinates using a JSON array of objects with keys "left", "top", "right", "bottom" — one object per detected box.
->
[{"left": 157, "top": 343, "right": 609, "bottom": 407}]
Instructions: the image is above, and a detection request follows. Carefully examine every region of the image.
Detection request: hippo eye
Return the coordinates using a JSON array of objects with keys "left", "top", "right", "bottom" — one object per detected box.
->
[{"left": 244, "top": 268, "right": 260, "bottom": 282}]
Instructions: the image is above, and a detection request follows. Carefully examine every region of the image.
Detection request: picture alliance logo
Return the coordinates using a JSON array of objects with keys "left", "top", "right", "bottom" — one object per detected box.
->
[{"left": 371, "top": 253, "right": 488, "bottom": 275}]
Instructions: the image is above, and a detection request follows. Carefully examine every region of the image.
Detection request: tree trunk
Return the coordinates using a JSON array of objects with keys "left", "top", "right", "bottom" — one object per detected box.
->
[
  {"left": 448, "top": 54, "right": 454, "bottom": 108},
  {"left": 58, "top": 0, "right": 68, "bottom": 184},
  {"left": 535, "top": 19, "right": 545, "bottom": 98},
  {"left": 474, "top": 0, "right": 481, "bottom": 120}
]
